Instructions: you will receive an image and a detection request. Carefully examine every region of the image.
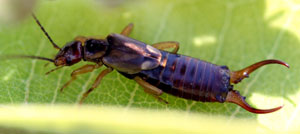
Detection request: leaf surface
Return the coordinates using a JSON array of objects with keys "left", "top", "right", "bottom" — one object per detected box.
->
[{"left": 0, "top": 0, "right": 299, "bottom": 132}]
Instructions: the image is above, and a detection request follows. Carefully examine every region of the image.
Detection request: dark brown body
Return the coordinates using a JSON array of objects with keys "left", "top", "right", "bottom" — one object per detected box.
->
[
  {"left": 26, "top": 14, "right": 288, "bottom": 114},
  {"left": 120, "top": 50, "right": 232, "bottom": 103}
]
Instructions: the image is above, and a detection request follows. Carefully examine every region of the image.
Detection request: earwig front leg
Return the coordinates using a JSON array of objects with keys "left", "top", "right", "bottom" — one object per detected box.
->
[
  {"left": 134, "top": 77, "right": 168, "bottom": 104},
  {"left": 152, "top": 41, "right": 180, "bottom": 54},
  {"left": 79, "top": 68, "right": 113, "bottom": 104},
  {"left": 120, "top": 23, "right": 134, "bottom": 36},
  {"left": 60, "top": 64, "right": 102, "bottom": 92}
]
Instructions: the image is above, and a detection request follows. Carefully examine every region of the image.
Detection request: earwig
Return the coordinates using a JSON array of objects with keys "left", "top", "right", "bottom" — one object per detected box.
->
[{"left": 6, "top": 13, "right": 289, "bottom": 114}]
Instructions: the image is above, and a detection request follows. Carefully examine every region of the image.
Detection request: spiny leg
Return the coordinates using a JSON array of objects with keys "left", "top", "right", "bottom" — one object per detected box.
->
[
  {"left": 120, "top": 23, "right": 134, "bottom": 36},
  {"left": 152, "top": 41, "right": 180, "bottom": 54},
  {"left": 79, "top": 68, "right": 113, "bottom": 104},
  {"left": 230, "top": 59, "right": 289, "bottom": 84},
  {"left": 134, "top": 77, "right": 168, "bottom": 104},
  {"left": 60, "top": 64, "right": 102, "bottom": 92}
]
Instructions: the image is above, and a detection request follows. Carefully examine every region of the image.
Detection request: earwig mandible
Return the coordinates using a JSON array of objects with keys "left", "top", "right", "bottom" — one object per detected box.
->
[{"left": 8, "top": 13, "right": 289, "bottom": 114}]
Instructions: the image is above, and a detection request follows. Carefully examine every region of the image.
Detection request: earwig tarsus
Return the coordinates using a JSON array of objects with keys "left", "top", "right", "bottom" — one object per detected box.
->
[{"left": 5, "top": 13, "right": 289, "bottom": 114}]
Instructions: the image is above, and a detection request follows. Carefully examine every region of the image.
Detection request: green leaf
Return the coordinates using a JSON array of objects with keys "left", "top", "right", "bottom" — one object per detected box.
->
[{"left": 0, "top": 0, "right": 299, "bottom": 133}]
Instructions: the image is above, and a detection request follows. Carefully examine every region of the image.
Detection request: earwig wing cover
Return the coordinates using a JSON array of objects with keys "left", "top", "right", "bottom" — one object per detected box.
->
[{"left": 103, "top": 34, "right": 162, "bottom": 74}]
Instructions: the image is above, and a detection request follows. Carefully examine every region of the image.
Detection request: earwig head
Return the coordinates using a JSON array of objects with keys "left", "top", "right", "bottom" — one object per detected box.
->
[
  {"left": 26, "top": 13, "right": 84, "bottom": 75},
  {"left": 54, "top": 41, "right": 83, "bottom": 66},
  {"left": 83, "top": 39, "right": 109, "bottom": 62}
]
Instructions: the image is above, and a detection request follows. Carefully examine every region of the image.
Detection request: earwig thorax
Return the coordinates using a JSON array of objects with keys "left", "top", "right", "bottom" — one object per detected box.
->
[{"left": 83, "top": 39, "right": 110, "bottom": 62}]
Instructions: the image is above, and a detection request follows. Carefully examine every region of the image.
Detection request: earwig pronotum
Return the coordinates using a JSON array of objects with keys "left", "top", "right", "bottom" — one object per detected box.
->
[{"left": 6, "top": 13, "right": 289, "bottom": 114}]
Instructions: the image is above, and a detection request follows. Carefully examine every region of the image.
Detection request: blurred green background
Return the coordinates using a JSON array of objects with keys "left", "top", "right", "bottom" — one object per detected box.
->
[{"left": 0, "top": 0, "right": 299, "bottom": 133}]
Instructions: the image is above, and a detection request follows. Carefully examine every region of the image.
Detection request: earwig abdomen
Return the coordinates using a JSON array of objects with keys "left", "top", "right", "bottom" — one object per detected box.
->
[{"left": 122, "top": 51, "right": 232, "bottom": 103}]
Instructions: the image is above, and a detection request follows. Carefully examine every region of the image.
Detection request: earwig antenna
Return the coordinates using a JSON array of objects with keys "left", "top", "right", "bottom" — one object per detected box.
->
[
  {"left": 1, "top": 55, "right": 54, "bottom": 62},
  {"left": 32, "top": 13, "right": 61, "bottom": 50}
]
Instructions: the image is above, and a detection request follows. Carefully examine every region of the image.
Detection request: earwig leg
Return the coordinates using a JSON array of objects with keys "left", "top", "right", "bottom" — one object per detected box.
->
[
  {"left": 230, "top": 59, "right": 289, "bottom": 84},
  {"left": 79, "top": 68, "right": 113, "bottom": 104},
  {"left": 74, "top": 36, "right": 88, "bottom": 43},
  {"left": 143, "top": 89, "right": 168, "bottom": 104},
  {"left": 75, "top": 36, "right": 105, "bottom": 43},
  {"left": 60, "top": 64, "right": 102, "bottom": 92},
  {"left": 134, "top": 77, "right": 168, "bottom": 104},
  {"left": 152, "top": 41, "right": 180, "bottom": 54},
  {"left": 120, "top": 23, "right": 134, "bottom": 36},
  {"left": 225, "top": 90, "right": 282, "bottom": 114}
]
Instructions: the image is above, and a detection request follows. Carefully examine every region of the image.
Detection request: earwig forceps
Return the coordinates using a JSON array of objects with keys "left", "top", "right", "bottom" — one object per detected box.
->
[{"left": 226, "top": 60, "right": 289, "bottom": 113}]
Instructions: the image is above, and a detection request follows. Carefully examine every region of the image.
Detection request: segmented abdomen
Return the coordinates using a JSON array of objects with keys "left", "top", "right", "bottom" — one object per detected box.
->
[{"left": 138, "top": 51, "right": 231, "bottom": 102}]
